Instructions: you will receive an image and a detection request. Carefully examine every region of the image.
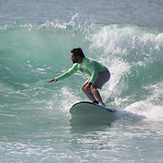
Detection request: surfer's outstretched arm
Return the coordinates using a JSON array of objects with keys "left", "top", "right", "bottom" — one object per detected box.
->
[
  {"left": 48, "top": 78, "right": 57, "bottom": 83},
  {"left": 48, "top": 63, "right": 78, "bottom": 83}
]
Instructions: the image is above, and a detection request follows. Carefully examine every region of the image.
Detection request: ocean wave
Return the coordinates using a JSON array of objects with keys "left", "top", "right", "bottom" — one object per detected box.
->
[{"left": 0, "top": 22, "right": 163, "bottom": 118}]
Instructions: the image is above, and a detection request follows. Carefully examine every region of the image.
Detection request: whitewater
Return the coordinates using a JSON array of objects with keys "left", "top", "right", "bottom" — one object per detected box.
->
[{"left": 0, "top": 0, "right": 163, "bottom": 162}]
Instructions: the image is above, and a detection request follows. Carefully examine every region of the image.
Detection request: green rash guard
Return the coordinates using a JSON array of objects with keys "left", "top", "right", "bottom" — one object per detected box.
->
[{"left": 55, "top": 57, "right": 107, "bottom": 84}]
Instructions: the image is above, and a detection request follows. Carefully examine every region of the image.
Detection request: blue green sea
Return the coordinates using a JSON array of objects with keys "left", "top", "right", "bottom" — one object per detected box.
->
[{"left": 0, "top": 0, "right": 163, "bottom": 162}]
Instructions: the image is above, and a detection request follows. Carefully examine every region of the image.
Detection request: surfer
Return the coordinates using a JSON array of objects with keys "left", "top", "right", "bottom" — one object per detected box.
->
[{"left": 48, "top": 48, "right": 110, "bottom": 106}]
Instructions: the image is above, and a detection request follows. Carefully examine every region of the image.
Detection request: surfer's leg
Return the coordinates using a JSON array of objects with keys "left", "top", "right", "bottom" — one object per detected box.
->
[
  {"left": 90, "top": 85, "right": 105, "bottom": 106},
  {"left": 90, "top": 70, "right": 110, "bottom": 105},
  {"left": 82, "top": 81, "right": 96, "bottom": 102}
]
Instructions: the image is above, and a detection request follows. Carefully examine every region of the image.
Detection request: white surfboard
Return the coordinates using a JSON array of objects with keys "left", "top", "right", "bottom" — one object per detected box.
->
[
  {"left": 70, "top": 101, "right": 116, "bottom": 125},
  {"left": 70, "top": 101, "right": 115, "bottom": 116}
]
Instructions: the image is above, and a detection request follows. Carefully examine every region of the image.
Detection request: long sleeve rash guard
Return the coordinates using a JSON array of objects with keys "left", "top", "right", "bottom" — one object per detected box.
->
[{"left": 55, "top": 57, "right": 107, "bottom": 84}]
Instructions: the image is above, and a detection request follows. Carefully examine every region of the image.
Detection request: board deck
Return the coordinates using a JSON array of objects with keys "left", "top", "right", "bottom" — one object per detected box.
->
[{"left": 70, "top": 101, "right": 115, "bottom": 114}]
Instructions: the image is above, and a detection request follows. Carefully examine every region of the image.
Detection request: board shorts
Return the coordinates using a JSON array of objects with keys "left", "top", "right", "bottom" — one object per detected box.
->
[{"left": 94, "top": 69, "right": 110, "bottom": 89}]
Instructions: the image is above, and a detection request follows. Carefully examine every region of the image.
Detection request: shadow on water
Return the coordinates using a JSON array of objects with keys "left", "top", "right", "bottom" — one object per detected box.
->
[
  {"left": 69, "top": 109, "right": 145, "bottom": 133},
  {"left": 69, "top": 111, "right": 116, "bottom": 133}
]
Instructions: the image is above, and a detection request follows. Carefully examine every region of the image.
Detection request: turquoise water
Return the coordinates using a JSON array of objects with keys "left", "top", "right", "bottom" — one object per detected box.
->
[{"left": 1, "top": 0, "right": 163, "bottom": 162}]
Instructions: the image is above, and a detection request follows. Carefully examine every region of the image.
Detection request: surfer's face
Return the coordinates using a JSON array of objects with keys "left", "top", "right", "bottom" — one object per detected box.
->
[{"left": 71, "top": 53, "right": 82, "bottom": 63}]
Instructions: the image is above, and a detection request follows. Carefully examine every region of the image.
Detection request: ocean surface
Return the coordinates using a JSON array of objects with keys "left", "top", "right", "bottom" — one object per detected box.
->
[{"left": 0, "top": 0, "right": 163, "bottom": 162}]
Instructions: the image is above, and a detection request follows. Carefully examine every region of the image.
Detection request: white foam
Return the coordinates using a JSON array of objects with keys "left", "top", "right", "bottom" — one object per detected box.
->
[
  {"left": 38, "top": 13, "right": 80, "bottom": 30},
  {"left": 59, "top": 87, "right": 81, "bottom": 113},
  {"left": 88, "top": 25, "right": 163, "bottom": 119},
  {"left": 125, "top": 101, "right": 163, "bottom": 121},
  {"left": 47, "top": 87, "right": 81, "bottom": 113},
  {"left": 155, "top": 33, "right": 163, "bottom": 45},
  {"left": 89, "top": 25, "right": 163, "bottom": 62}
]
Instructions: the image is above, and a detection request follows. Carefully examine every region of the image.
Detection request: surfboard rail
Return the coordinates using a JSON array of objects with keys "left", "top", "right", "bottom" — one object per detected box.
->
[{"left": 70, "top": 101, "right": 115, "bottom": 114}]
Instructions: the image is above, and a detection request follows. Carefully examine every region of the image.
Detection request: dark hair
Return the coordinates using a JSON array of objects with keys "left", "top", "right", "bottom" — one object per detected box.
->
[{"left": 71, "top": 48, "right": 85, "bottom": 59}]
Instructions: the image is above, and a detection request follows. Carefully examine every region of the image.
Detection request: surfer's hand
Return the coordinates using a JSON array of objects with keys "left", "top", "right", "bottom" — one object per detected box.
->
[{"left": 48, "top": 78, "right": 57, "bottom": 83}]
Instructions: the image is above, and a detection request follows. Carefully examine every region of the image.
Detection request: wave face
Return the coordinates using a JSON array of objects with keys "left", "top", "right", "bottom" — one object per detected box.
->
[
  {"left": 1, "top": 23, "right": 163, "bottom": 116},
  {"left": 1, "top": 22, "right": 163, "bottom": 162}
]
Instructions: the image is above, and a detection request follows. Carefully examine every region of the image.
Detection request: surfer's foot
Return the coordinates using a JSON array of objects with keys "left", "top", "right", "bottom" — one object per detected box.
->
[
  {"left": 99, "top": 102, "right": 105, "bottom": 107},
  {"left": 93, "top": 100, "right": 99, "bottom": 105},
  {"left": 93, "top": 100, "right": 105, "bottom": 106}
]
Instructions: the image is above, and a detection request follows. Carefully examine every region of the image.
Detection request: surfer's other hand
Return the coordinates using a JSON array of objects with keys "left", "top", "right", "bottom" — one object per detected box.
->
[{"left": 48, "top": 78, "right": 57, "bottom": 83}]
